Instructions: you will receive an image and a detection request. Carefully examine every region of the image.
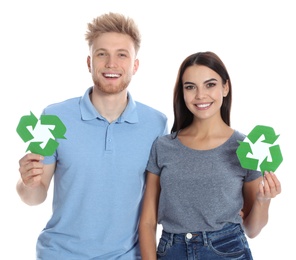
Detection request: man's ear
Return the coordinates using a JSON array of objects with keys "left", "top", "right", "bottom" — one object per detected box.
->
[
  {"left": 133, "top": 59, "right": 139, "bottom": 75},
  {"left": 87, "top": 56, "right": 91, "bottom": 72}
]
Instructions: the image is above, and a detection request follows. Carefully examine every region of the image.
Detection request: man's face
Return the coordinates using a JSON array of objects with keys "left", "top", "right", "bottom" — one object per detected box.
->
[{"left": 87, "top": 32, "right": 139, "bottom": 95}]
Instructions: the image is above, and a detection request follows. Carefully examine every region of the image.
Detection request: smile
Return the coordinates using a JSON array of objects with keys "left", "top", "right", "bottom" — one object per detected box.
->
[
  {"left": 196, "top": 103, "right": 211, "bottom": 109},
  {"left": 103, "top": 73, "right": 121, "bottom": 78}
]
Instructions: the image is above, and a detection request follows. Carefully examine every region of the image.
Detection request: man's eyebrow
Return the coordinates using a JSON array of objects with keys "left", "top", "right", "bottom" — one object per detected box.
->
[{"left": 94, "top": 48, "right": 130, "bottom": 53}]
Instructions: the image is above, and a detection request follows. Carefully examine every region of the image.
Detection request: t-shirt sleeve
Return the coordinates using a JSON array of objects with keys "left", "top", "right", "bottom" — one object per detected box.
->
[
  {"left": 245, "top": 169, "right": 262, "bottom": 182},
  {"left": 146, "top": 137, "right": 161, "bottom": 176}
]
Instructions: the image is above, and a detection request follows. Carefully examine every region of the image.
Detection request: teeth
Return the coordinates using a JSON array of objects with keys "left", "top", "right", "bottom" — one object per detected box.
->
[
  {"left": 197, "top": 103, "right": 210, "bottom": 108},
  {"left": 104, "top": 73, "right": 120, "bottom": 78}
]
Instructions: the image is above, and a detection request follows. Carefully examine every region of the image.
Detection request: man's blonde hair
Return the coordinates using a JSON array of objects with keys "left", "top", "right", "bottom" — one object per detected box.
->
[{"left": 85, "top": 12, "right": 141, "bottom": 54}]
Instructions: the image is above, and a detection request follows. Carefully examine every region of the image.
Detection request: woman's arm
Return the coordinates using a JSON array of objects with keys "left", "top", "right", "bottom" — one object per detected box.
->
[
  {"left": 241, "top": 171, "right": 281, "bottom": 238},
  {"left": 139, "top": 172, "right": 161, "bottom": 260}
]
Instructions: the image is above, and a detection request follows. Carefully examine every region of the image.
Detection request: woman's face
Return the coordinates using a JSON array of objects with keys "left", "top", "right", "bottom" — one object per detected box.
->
[{"left": 182, "top": 65, "right": 229, "bottom": 122}]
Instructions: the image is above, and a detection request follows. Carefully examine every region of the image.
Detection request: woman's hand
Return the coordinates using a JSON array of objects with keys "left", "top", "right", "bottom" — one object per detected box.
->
[{"left": 257, "top": 171, "right": 281, "bottom": 202}]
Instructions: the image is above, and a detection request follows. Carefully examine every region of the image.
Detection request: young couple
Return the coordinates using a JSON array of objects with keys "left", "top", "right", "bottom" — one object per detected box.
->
[{"left": 17, "top": 12, "right": 281, "bottom": 260}]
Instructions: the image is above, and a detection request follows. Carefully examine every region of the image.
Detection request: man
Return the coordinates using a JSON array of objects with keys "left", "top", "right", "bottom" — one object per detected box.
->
[{"left": 17, "top": 12, "right": 168, "bottom": 259}]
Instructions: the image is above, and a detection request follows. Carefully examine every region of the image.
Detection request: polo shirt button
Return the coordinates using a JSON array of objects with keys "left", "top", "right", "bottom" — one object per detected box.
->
[{"left": 186, "top": 233, "right": 193, "bottom": 239}]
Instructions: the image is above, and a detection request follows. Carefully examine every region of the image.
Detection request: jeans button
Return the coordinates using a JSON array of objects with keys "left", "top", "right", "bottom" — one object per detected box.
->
[{"left": 186, "top": 233, "right": 193, "bottom": 239}]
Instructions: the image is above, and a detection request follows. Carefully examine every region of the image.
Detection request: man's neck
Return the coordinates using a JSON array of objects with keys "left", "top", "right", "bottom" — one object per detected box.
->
[{"left": 90, "top": 88, "right": 128, "bottom": 123}]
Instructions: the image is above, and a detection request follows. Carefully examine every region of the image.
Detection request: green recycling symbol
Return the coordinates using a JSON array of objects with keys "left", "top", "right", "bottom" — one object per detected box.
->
[
  {"left": 16, "top": 111, "right": 66, "bottom": 156},
  {"left": 236, "top": 125, "right": 283, "bottom": 173}
]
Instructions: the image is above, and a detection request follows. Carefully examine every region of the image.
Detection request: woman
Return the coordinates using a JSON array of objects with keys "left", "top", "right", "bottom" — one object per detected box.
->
[{"left": 139, "top": 51, "right": 281, "bottom": 260}]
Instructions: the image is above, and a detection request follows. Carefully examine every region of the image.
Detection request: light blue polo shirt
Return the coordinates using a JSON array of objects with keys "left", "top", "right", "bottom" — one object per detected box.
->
[{"left": 37, "top": 87, "right": 168, "bottom": 259}]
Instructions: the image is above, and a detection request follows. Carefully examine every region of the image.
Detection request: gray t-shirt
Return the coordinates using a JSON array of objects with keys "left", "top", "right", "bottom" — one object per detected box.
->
[{"left": 146, "top": 130, "right": 262, "bottom": 233}]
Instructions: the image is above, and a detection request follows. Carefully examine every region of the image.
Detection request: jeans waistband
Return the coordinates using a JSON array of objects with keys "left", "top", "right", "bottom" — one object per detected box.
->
[{"left": 161, "top": 223, "right": 242, "bottom": 246}]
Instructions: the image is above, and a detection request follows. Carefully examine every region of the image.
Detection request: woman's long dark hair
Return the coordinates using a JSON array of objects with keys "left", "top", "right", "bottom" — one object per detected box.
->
[{"left": 171, "top": 51, "right": 232, "bottom": 134}]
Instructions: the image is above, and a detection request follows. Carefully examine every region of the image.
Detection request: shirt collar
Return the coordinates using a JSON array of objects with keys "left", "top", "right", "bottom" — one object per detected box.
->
[{"left": 80, "top": 87, "right": 138, "bottom": 123}]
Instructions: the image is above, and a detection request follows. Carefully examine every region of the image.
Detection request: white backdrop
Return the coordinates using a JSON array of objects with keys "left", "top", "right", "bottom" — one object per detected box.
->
[{"left": 1, "top": 0, "right": 294, "bottom": 259}]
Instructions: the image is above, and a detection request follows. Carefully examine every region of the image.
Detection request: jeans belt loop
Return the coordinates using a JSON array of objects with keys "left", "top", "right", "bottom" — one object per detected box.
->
[
  {"left": 169, "top": 233, "right": 174, "bottom": 246},
  {"left": 202, "top": 231, "right": 208, "bottom": 247}
]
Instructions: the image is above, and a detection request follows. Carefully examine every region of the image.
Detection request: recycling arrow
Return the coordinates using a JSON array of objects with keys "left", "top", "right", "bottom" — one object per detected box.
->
[
  {"left": 260, "top": 144, "right": 283, "bottom": 172},
  {"left": 26, "top": 139, "right": 60, "bottom": 156},
  {"left": 16, "top": 111, "right": 66, "bottom": 156},
  {"left": 236, "top": 141, "right": 259, "bottom": 170},
  {"left": 248, "top": 125, "right": 279, "bottom": 144},
  {"left": 236, "top": 125, "right": 283, "bottom": 173},
  {"left": 16, "top": 111, "right": 38, "bottom": 142},
  {"left": 40, "top": 114, "right": 67, "bottom": 139}
]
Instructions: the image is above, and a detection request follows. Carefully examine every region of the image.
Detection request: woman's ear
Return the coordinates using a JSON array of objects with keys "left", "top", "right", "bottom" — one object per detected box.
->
[{"left": 223, "top": 80, "right": 229, "bottom": 97}]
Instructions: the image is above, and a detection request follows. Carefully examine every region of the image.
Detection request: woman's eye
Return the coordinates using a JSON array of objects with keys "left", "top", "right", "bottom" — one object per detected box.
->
[
  {"left": 184, "top": 85, "right": 194, "bottom": 90},
  {"left": 207, "top": 82, "right": 216, "bottom": 88}
]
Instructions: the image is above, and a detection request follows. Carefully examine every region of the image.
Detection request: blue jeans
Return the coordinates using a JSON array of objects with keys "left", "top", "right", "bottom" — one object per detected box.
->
[{"left": 157, "top": 223, "right": 253, "bottom": 260}]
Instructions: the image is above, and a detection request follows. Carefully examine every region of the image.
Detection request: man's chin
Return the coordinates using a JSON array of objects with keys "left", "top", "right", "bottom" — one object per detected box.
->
[{"left": 92, "top": 84, "right": 128, "bottom": 95}]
